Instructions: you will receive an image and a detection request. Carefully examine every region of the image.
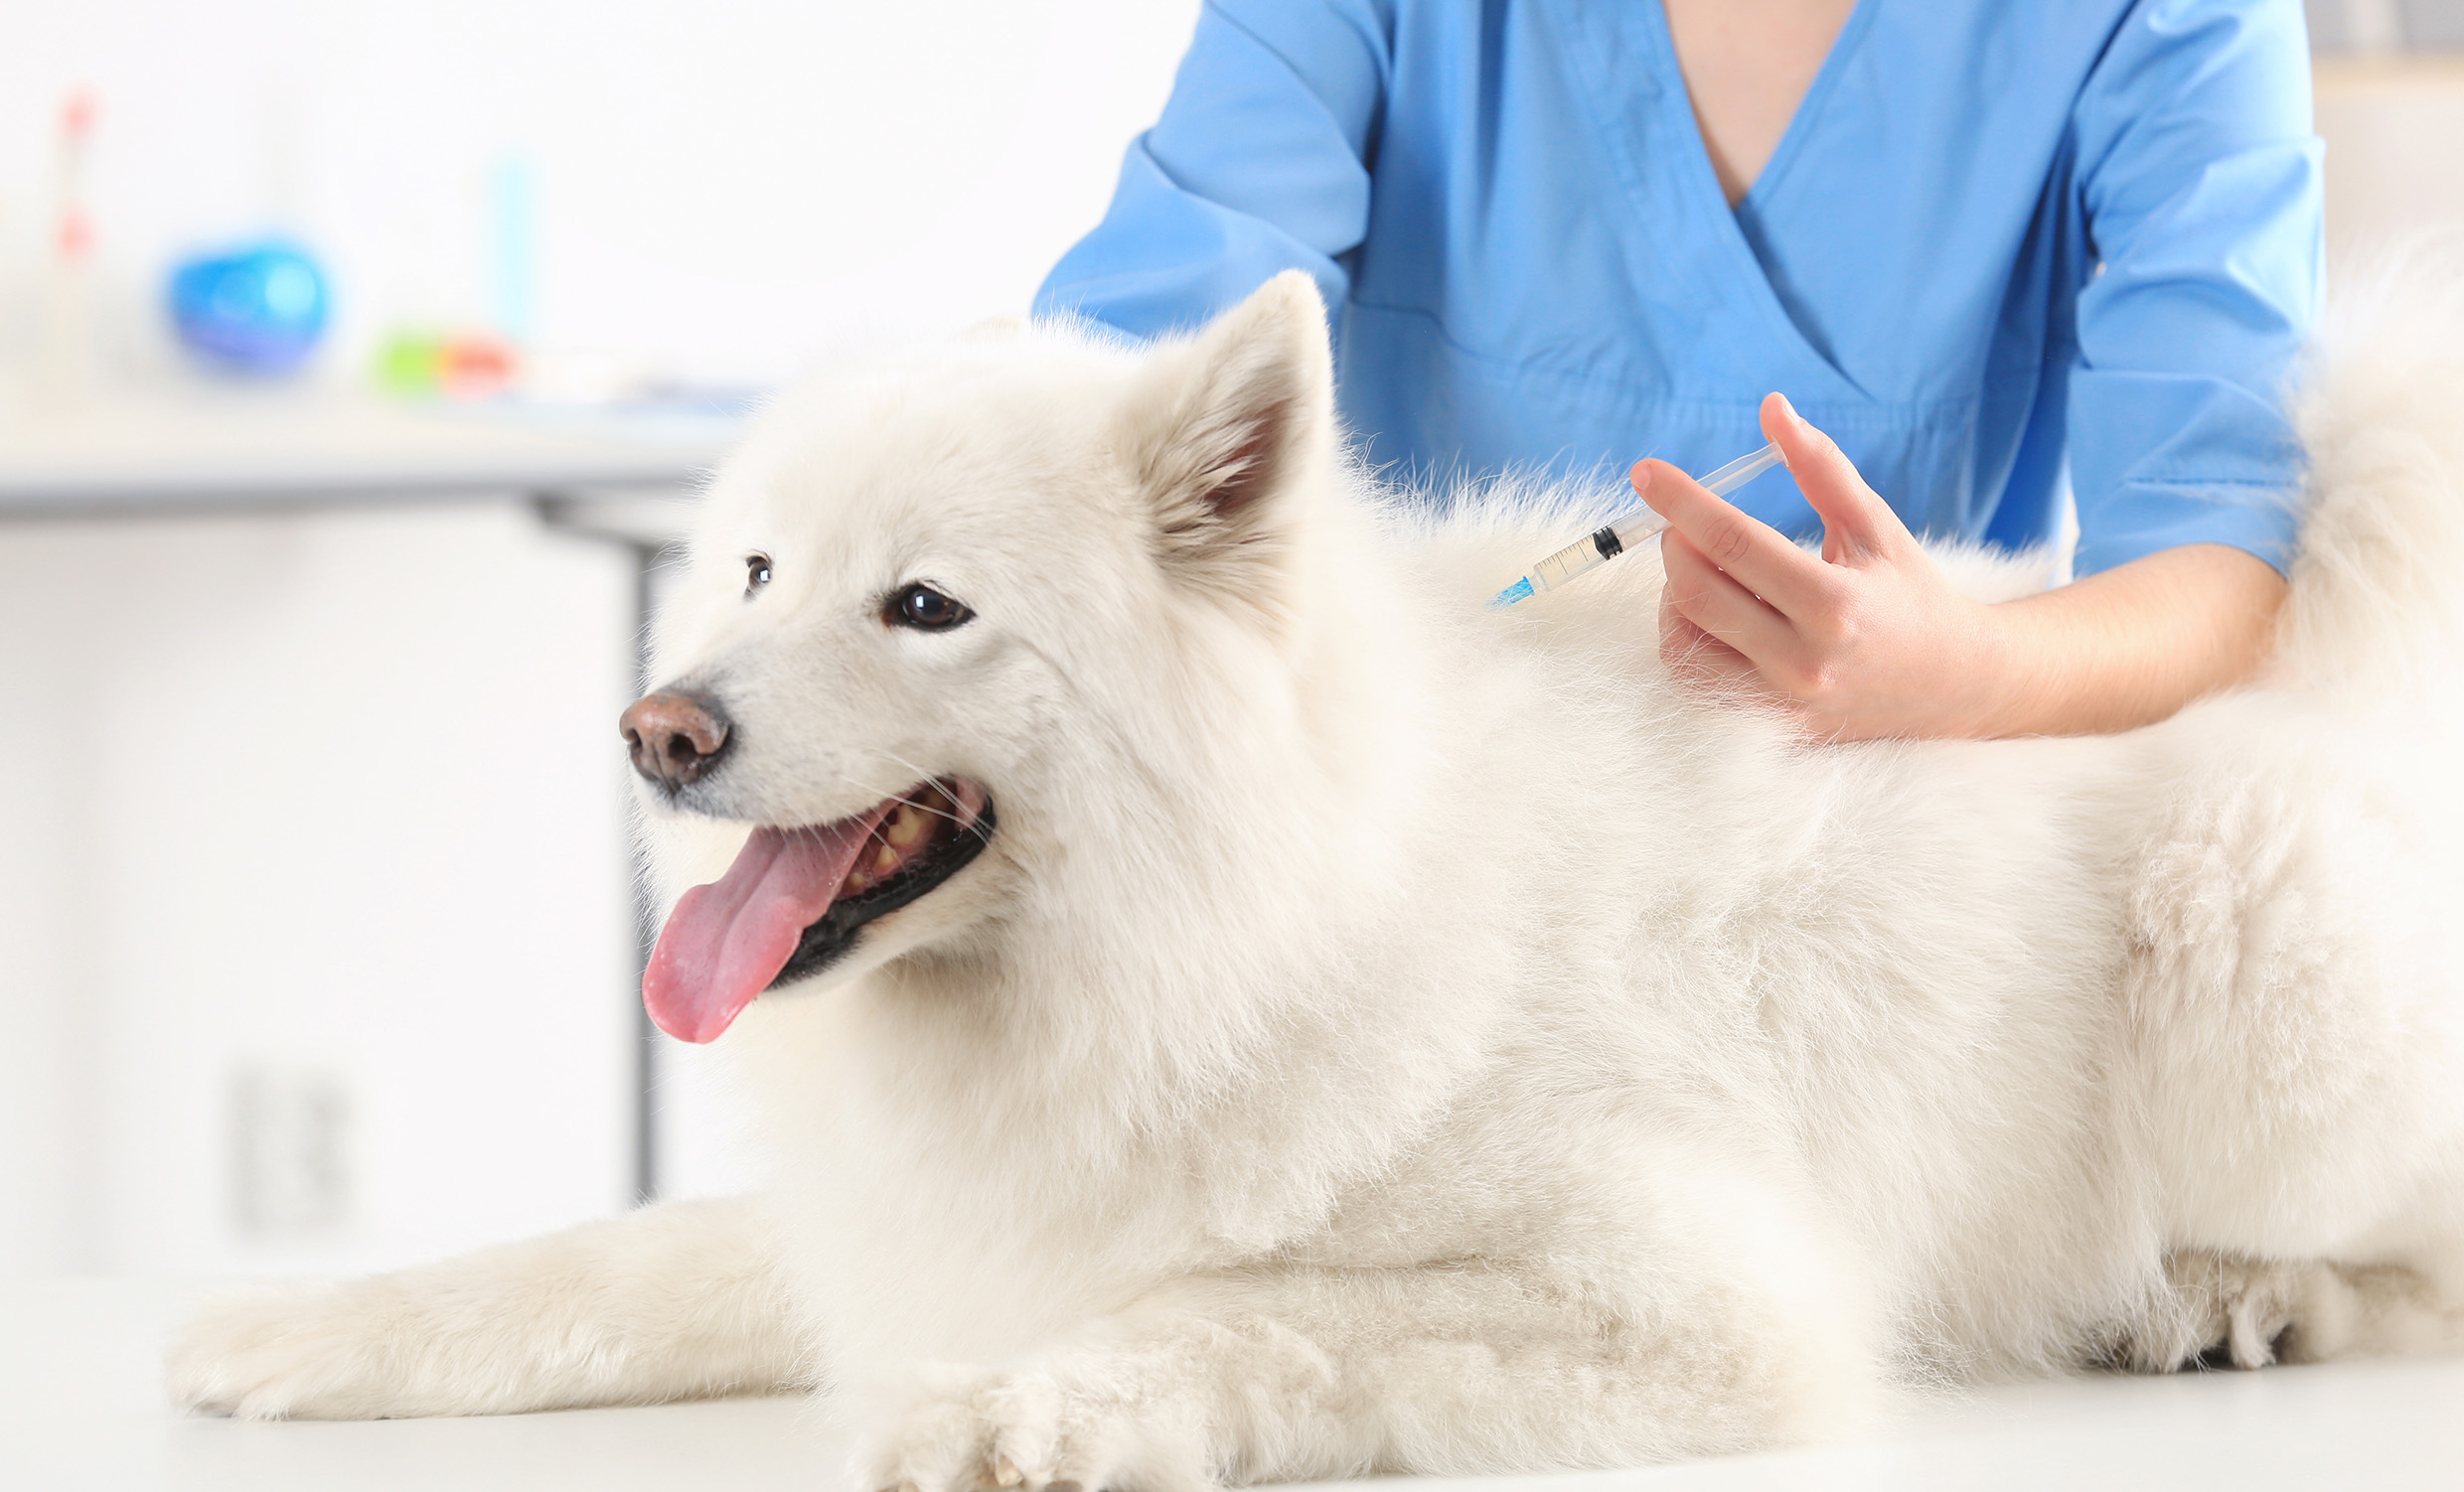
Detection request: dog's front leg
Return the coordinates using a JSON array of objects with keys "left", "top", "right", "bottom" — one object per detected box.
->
[
  {"left": 168, "top": 1196, "right": 804, "bottom": 1419},
  {"left": 847, "top": 1250, "right": 1874, "bottom": 1490}
]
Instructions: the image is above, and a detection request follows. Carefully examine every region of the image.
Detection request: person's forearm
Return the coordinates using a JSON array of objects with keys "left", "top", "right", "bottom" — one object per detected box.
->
[{"left": 1976, "top": 543, "right": 2288, "bottom": 737}]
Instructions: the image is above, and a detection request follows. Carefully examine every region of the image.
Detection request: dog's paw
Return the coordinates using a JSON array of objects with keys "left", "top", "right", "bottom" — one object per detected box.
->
[
  {"left": 2120, "top": 1250, "right": 2325, "bottom": 1372},
  {"left": 848, "top": 1362, "right": 1211, "bottom": 1492},
  {"left": 167, "top": 1279, "right": 432, "bottom": 1420}
]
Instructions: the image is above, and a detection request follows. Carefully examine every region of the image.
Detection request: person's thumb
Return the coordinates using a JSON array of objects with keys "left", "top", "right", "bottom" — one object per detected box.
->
[{"left": 1762, "top": 392, "right": 1903, "bottom": 563}]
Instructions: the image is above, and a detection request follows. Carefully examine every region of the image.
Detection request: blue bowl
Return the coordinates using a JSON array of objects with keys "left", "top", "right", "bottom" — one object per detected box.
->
[{"left": 167, "top": 241, "right": 332, "bottom": 374}]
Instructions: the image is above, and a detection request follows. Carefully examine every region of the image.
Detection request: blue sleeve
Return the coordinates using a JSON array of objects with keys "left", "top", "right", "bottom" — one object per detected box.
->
[
  {"left": 1033, "top": 0, "right": 1388, "bottom": 340},
  {"left": 2066, "top": 0, "right": 2323, "bottom": 578}
]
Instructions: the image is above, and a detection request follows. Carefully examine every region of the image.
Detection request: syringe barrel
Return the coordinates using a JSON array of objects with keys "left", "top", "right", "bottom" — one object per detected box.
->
[
  {"left": 1527, "top": 528, "right": 1612, "bottom": 593},
  {"left": 1512, "top": 442, "right": 1780, "bottom": 600},
  {"left": 1527, "top": 509, "right": 1670, "bottom": 594}
]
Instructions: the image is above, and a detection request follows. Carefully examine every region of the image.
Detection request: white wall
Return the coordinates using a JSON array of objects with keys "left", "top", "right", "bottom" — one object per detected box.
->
[
  {"left": 0, "top": 0, "right": 1200, "bottom": 383},
  {"left": 0, "top": 0, "right": 1199, "bottom": 1278},
  {"left": 2315, "top": 57, "right": 2464, "bottom": 267}
]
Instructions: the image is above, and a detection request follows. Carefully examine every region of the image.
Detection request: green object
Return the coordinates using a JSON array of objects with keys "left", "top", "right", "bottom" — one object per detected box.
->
[{"left": 374, "top": 332, "right": 447, "bottom": 395}]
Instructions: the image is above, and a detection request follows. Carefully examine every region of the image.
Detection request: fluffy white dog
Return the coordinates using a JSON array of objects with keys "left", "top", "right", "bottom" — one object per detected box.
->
[{"left": 172, "top": 254, "right": 2464, "bottom": 1486}]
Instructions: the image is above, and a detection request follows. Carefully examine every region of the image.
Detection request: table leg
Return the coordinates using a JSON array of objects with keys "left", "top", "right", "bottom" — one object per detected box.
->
[
  {"left": 532, "top": 491, "right": 683, "bottom": 1208},
  {"left": 624, "top": 536, "right": 661, "bottom": 1206}
]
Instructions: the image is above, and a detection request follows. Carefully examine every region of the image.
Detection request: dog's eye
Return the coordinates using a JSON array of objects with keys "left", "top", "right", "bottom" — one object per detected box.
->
[
  {"left": 885, "top": 582, "right": 973, "bottom": 632},
  {"left": 745, "top": 554, "right": 772, "bottom": 594}
]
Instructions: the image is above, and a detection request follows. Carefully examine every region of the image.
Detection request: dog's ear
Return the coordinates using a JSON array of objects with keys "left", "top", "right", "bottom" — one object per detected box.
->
[{"left": 1119, "top": 271, "right": 1334, "bottom": 615}]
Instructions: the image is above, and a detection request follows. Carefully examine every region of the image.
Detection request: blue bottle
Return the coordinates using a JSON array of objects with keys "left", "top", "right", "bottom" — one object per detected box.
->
[{"left": 167, "top": 240, "right": 331, "bottom": 374}]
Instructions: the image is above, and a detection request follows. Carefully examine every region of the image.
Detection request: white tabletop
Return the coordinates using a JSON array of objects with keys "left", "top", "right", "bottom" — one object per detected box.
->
[
  {"left": 0, "top": 386, "right": 736, "bottom": 518},
  {"left": 9, "top": 1278, "right": 2463, "bottom": 1492}
]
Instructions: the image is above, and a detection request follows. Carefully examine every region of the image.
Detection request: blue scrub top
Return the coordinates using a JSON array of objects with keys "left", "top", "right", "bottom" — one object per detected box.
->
[{"left": 1035, "top": 0, "right": 2323, "bottom": 576}]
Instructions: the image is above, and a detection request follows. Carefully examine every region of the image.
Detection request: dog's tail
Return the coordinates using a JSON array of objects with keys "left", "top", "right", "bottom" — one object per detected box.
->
[{"left": 2274, "top": 234, "right": 2464, "bottom": 694}]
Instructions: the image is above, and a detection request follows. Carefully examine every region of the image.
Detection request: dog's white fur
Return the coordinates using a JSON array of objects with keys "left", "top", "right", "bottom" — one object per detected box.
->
[{"left": 171, "top": 249, "right": 2464, "bottom": 1485}]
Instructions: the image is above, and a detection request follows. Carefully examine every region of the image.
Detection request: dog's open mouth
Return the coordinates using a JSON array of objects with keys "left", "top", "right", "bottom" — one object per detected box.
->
[{"left": 642, "top": 779, "right": 995, "bottom": 1043}]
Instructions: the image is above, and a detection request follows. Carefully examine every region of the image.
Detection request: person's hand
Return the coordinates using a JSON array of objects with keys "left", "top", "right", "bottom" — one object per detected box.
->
[{"left": 1639, "top": 392, "right": 2019, "bottom": 740}]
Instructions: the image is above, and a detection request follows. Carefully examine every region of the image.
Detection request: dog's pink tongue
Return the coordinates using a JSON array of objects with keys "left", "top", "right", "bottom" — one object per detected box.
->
[{"left": 644, "top": 820, "right": 879, "bottom": 1044}]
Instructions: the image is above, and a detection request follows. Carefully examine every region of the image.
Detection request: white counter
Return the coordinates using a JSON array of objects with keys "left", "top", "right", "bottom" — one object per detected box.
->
[
  {"left": 9, "top": 1278, "right": 2462, "bottom": 1492},
  {"left": 0, "top": 386, "right": 732, "bottom": 518}
]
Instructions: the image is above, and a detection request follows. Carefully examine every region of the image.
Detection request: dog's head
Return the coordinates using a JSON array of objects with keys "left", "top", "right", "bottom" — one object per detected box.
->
[{"left": 625, "top": 272, "right": 1341, "bottom": 1042}]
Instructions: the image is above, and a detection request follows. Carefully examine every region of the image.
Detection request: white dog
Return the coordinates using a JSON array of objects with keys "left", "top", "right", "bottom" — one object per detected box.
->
[{"left": 172, "top": 253, "right": 2464, "bottom": 1486}]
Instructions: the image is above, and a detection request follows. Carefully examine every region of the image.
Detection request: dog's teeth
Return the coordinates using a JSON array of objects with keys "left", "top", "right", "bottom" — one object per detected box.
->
[
  {"left": 887, "top": 807, "right": 923, "bottom": 847},
  {"left": 874, "top": 843, "right": 899, "bottom": 872},
  {"left": 846, "top": 871, "right": 870, "bottom": 892}
]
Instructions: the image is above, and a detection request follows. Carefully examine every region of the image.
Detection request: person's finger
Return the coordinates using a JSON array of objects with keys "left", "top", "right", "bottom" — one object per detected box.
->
[
  {"left": 1761, "top": 392, "right": 1909, "bottom": 564},
  {"left": 1631, "top": 458, "right": 1833, "bottom": 618},
  {"left": 1659, "top": 605, "right": 1761, "bottom": 690},
  {"left": 1660, "top": 527, "right": 1803, "bottom": 674}
]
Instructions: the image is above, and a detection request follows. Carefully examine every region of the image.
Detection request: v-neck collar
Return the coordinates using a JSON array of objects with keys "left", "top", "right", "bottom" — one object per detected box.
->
[
  {"left": 1653, "top": 0, "right": 1879, "bottom": 217},
  {"left": 1545, "top": 0, "right": 1877, "bottom": 401}
]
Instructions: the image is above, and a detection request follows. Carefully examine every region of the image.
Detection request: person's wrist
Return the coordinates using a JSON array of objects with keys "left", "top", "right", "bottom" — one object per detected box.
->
[{"left": 1956, "top": 600, "right": 2042, "bottom": 739}]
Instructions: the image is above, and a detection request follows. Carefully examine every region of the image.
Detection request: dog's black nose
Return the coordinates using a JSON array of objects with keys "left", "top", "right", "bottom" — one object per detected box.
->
[{"left": 621, "top": 689, "right": 732, "bottom": 789}]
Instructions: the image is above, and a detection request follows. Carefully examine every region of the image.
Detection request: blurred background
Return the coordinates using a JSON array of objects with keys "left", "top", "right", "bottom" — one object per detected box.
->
[
  {"left": 0, "top": 0, "right": 1200, "bottom": 1283},
  {"left": 0, "top": 0, "right": 2460, "bottom": 1284}
]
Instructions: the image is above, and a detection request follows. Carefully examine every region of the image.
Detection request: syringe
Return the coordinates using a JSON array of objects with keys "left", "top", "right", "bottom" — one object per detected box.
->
[{"left": 1489, "top": 442, "right": 1786, "bottom": 607}]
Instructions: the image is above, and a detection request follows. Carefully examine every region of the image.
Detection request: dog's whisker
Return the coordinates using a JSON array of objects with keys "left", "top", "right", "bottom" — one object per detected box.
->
[
  {"left": 847, "top": 773, "right": 967, "bottom": 829},
  {"left": 875, "top": 752, "right": 995, "bottom": 840},
  {"left": 830, "top": 765, "right": 984, "bottom": 840}
]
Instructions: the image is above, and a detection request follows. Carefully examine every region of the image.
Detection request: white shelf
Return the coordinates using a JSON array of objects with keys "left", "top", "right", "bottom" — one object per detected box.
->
[{"left": 0, "top": 387, "right": 736, "bottom": 518}]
